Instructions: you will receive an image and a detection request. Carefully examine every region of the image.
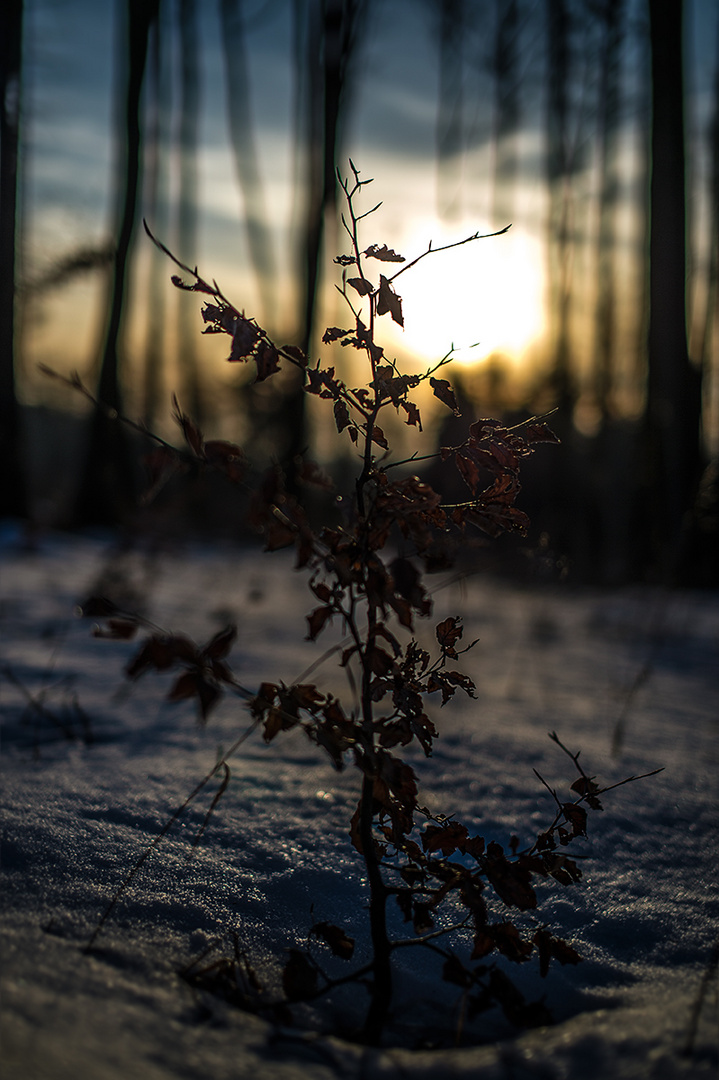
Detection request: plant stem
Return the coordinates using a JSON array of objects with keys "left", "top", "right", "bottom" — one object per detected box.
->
[{"left": 359, "top": 770, "right": 392, "bottom": 1045}]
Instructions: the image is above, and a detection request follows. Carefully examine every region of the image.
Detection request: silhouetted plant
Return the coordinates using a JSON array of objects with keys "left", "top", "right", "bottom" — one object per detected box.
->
[{"left": 61, "top": 165, "right": 659, "bottom": 1047}]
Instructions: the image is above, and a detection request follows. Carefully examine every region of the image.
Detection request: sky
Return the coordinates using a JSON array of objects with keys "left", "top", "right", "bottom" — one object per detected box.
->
[{"left": 16, "top": 0, "right": 719, "bottom": 437}]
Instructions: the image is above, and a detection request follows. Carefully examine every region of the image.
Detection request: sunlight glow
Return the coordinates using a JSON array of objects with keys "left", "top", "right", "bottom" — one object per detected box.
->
[{"left": 377, "top": 218, "right": 546, "bottom": 371}]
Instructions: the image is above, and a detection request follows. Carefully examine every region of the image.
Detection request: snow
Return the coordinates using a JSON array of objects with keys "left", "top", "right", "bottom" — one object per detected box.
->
[{"left": 1, "top": 523, "right": 718, "bottom": 1079}]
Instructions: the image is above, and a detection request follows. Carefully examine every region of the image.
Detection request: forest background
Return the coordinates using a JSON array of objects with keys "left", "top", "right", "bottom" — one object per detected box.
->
[{"left": 1, "top": 0, "right": 718, "bottom": 587}]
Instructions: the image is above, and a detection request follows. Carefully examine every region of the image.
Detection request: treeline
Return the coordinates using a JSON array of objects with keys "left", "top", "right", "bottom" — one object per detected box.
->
[{"left": 1, "top": 0, "right": 717, "bottom": 584}]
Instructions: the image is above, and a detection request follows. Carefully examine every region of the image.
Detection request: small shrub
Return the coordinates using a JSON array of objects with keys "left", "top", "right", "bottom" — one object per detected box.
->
[{"left": 69, "top": 165, "right": 658, "bottom": 1047}]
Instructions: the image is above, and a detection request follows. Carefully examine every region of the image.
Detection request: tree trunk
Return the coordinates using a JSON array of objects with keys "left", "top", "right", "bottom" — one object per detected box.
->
[
  {"left": 177, "top": 0, "right": 203, "bottom": 424},
  {"left": 490, "top": 0, "right": 520, "bottom": 229},
  {"left": 436, "top": 0, "right": 465, "bottom": 221},
  {"left": 219, "top": 0, "right": 276, "bottom": 329},
  {"left": 74, "top": 0, "right": 159, "bottom": 526},
  {"left": 643, "top": 0, "right": 703, "bottom": 580},
  {"left": 0, "top": 0, "right": 27, "bottom": 520}
]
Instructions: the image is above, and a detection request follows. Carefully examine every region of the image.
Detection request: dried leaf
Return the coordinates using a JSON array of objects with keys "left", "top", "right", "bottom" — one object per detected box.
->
[
  {"left": 334, "top": 398, "right": 351, "bottom": 434},
  {"left": 436, "top": 616, "right": 463, "bottom": 657},
  {"left": 522, "top": 422, "right": 560, "bottom": 445},
  {"left": 322, "top": 327, "right": 351, "bottom": 344},
  {"left": 229, "top": 317, "right": 260, "bottom": 361},
  {"left": 400, "top": 400, "right": 422, "bottom": 429},
  {"left": 430, "top": 377, "right": 460, "bottom": 415},
  {"left": 376, "top": 275, "right": 404, "bottom": 326},
  {"left": 347, "top": 276, "right": 374, "bottom": 297},
  {"left": 371, "top": 424, "right": 389, "bottom": 449},
  {"left": 170, "top": 273, "right": 214, "bottom": 294},
  {"left": 533, "top": 929, "right": 581, "bottom": 977},
  {"left": 306, "top": 605, "right": 333, "bottom": 641},
  {"left": 202, "top": 625, "right": 237, "bottom": 660},
  {"left": 311, "top": 922, "right": 355, "bottom": 960},
  {"left": 254, "top": 341, "right": 280, "bottom": 382},
  {"left": 281, "top": 344, "right": 307, "bottom": 367},
  {"left": 92, "top": 618, "right": 138, "bottom": 640},
  {"left": 364, "top": 243, "right": 405, "bottom": 263},
  {"left": 562, "top": 803, "right": 588, "bottom": 837},
  {"left": 299, "top": 460, "right": 335, "bottom": 491},
  {"left": 422, "top": 821, "right": 469, "bottom": 856}
]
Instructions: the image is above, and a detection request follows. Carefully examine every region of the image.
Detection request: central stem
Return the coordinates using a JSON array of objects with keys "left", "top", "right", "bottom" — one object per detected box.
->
[{"left": 359, "top": 770, "right": 392, "bottom": 1045}]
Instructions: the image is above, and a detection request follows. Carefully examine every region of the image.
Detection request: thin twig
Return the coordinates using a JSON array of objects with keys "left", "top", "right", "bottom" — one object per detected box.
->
[{"left": 85, "top": 719, "right": 258, "bottom": 951}]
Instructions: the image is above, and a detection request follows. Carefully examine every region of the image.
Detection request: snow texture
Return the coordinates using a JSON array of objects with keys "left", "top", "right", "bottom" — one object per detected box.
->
[{"left": 1, "top": 524, "right": 718, "bottom": 1079}]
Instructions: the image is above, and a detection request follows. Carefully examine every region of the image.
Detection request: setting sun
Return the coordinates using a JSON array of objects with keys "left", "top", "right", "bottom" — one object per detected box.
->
[{"left": 376, "top": 218, "right": 546, "bottom": 371}]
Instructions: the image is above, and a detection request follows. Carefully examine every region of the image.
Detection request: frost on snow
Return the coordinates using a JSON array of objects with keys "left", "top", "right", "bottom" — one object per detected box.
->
[{"left": 1, "top": 525, "right": 717, "bottom": 1078}]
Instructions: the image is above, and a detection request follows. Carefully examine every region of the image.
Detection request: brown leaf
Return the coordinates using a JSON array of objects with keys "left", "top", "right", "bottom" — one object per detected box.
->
[
  {"left": 306, "top": 605, "right": 333, "bottom": 641},
  {"left": 522, "top": 421, "right": 560, "bottom": 445},
  {"left": 334, "top": 399, "right": 351, "bottom": 434},
  {"left": 430, "top": 377, "right": 460, "bottom": 415},
  {"left": 281, "top": 344, "right": 307, "bottom": 367},
  {"left": 254, "top": 341, "right": 280, "bottom": 382},
  {"left": 229, "top": 317, "right": 260, "bottom": 361},
  {"left": 491, "top": 921, "right": 534, "bottom": 962},
  {"left": 562, "top": 803, "right": 588, "bottom": 837},
  {"left": 203, "top": 440, "right": 245, "bottom": 483},
  {"left": 570, "top": 776, "right": 604, "bottom": 811},
  {"left": 484, "top": 852, "right": 537, "bottom": 910},
  {"left": 364, "top": 243, "right": 405, "bottom": 263},
  {"left": 170, "top": 273, "right": 214, "bottom": 294},
  {"left": 167, "top": 670, "right": 199, "bottom": 702},
  {"left": 369, "top": 645, "right": 395, "bottom": 676},
  {"left": 347, "top": 276, "right": 374, "bottom": 296},
  {"left": 310, "top": 922, "right": 355, "bottom": 960},
  {"left": 422, "top": 821, "right": 469, "bottom": 856},
  {"left": 455, "top": 452, "right": 482, "bottom": 494},
  {"left": 376, "top": 275, "right": 404, "bottom": 326},
  {"left": 172, "top": 395, "right": 204, "bottom": 456},
  {"left": 400, "top": 400, "right": 422, "bottom": 429},
  {"left": 125, "top": 634, "right": 198, "bottom": 679},
  {"left": 533, "top": 930, "right": 581, "bottom": 977},
  {"left": 322, "top": 326, "right": 351, "bottom": 344},
  {"left": 371, "top": 424, "right": 389, "bottom": 449},
  {"left": 201, "top": 625, "right": 237, "bottom": 660},
  {"left": 436, "top": 616, "right": 463, "bottom": 656},
  {"left": 92, "top": 618, "right": 138, "bottom": 640},
  {"left": 298, "top": 460, "right": 335, "bottom": 491}
]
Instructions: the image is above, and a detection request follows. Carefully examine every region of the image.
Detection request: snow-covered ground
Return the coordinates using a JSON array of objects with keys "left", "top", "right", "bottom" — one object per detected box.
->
[{"left": 1, "top": 524, "right": 718, "bottom": 1079}]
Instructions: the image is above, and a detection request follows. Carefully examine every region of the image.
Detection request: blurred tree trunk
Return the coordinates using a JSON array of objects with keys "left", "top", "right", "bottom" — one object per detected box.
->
[
  {"left": 643, "top": 0, "right": 703, "bottom": 580},
  {"left": 0, "top": 0, "right": 27, "bottom": 520},
  {"left": 284, "top": 0, "right": 362, "bottom": 472},
  {"left": 142, "top": 12, "right": 169, "bottom": 430},
  {"left": 299, "top": 0, "right": 362, "bottom": 358},
  {"left": 176, "top": 0, "right": 203, "bottom": 424},
  {"left": 436, "top": 0, "right": 465, "bottom": 221},
  {"left": 545, "top": 0, "right": 576, "bottom": 413},
  {"left": 219, "top": 0, "right": 276, "bottom": 329},
  {"left": 75, "top": 0, "right": 160, "bottom": 526},
  {"left": 590, "top": 0, "right": 628, "bottom": 582},
  {"left": 592, "top": 0, "right": 623, "bottom": 421},
  {"left": 697, "top": 12, "right": 718, "bottom": 419},
  {"left": 490, "top": 0, "right": 520, "bottom": 229}
]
